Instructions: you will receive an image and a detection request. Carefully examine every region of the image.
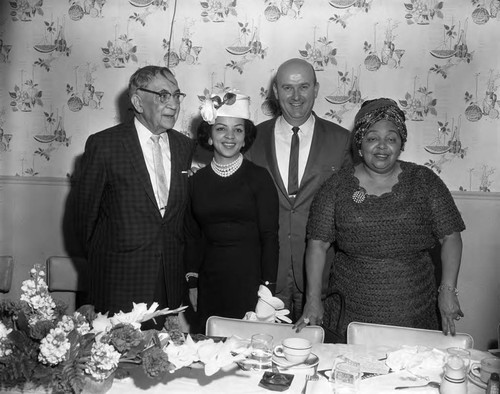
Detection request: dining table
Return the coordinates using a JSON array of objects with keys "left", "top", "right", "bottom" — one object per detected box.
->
[{"left": 108, "top": 342, "right": 491, "bottom": 394}]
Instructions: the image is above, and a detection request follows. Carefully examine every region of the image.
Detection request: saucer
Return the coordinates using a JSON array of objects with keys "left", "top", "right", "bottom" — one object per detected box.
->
[
  {"left": 272, "top": 353, "right": 319, "bottom": 369},
  {"left": 468, "top": 370, "right": 487, "bottom": 389}
]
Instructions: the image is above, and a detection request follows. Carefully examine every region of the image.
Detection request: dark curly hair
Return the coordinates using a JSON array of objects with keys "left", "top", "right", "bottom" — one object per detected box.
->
[{"left": 196, "top": 119, "right": 257, "bottom": 153}]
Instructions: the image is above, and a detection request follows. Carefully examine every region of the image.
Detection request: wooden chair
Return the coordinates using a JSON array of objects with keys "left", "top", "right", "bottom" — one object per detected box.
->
[
  {"left": 206, "top": 316, "right": 325, "bottom": 344},
  {"left": 0, "top": 256, "right": 14, "bottom": 293},
  {"left": 347, "top": 321, "right": 474, "bottom": 349},
  {"left": 45, "top": 256, "right": 87, "bottom": 312}
]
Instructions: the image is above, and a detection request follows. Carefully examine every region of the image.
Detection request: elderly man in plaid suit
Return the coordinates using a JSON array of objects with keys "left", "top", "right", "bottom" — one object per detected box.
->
[{"left": 74, "top": 66, "right": 196, "bottom": 328}]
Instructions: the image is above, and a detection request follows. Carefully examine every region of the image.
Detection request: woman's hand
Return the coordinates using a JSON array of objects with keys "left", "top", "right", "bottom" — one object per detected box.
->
[
  {"left": 438, "top": 288, "right": 463, "bottom": 336},
  {"left": 293, "top": 297, "right": 324, "bottom": 332},
  {"left": 293, "top": 239, "right": 331, "bottom": 332},
  {"left": 438, "top": 232, "right": 464, "bottom": 336},
  {"left": 189, "top": 287, "right": 198, "bottom": 312}
]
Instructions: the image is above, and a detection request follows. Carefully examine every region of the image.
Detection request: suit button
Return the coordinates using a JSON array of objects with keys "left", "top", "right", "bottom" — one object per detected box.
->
[{"left": 291, "top": 209, "right": 295, "bottom": 213}]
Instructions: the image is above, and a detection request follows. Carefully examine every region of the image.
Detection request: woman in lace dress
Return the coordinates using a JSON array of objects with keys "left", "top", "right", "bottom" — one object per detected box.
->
[
  {"left": 184, "top": 93, "right": 279, "bottom": 330},
  {"left": 295, "top": 98, "right": 465, "bottom": 338}
]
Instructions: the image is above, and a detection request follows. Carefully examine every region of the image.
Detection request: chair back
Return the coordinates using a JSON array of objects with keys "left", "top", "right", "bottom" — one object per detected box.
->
[
  {"left": 46, "top": 256, "right": 87, "bottom": 312},
  {"left": 206, "top": 316, "right": 325, "bottom": 344},
  {"left": 0, "top": 256, "right": 14, "bottom": 293},
  {"left": 347, "top": 321, "right": 474, "bottom": 349},
  {"left": 322, "top": 288, "right": 347, "bottom": 343}
]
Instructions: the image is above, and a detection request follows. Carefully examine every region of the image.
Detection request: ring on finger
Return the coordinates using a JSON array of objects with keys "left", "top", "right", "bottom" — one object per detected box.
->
[{"left": 303, "top": 317, "right": 310, "bottom": 325}]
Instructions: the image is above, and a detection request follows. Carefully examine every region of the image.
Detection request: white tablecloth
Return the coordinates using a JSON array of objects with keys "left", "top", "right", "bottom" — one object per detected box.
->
[{"left": 108, "top": 343, "right": 488, "bottom": 394}]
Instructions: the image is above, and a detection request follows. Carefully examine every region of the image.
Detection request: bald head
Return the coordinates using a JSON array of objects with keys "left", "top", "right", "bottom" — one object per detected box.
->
[
  {"left": 275, "top": 58, "right": 317, "bottom": 86},
  {"left": 273, "top": 58, "right": 319, "bottom": 127}
]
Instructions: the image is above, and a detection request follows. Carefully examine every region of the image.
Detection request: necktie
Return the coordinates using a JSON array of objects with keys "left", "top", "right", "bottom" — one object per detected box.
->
[
  {"left": 151, "top": 134, "right": 169, "bottom": 212},
  {"left": 288, "top": 126, "right": 300, "bottom": 197}
]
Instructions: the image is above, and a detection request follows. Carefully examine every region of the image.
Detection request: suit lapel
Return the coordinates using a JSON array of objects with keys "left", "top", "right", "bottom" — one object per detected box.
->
[
  {"left": 266, "top": 120, "right": 291, "bottom": 203},
  {"left": 121, "top": 122, "right": 159, "bottom": 212},
  {"left": 164, "top": 131, "right": 180, "bottom": 221},
  {"left": 295, "top": 114, "right": 326, "bottom": 206}
]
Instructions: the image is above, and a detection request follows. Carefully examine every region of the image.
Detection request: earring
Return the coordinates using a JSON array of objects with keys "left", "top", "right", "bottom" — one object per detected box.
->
[
  {"left": 208, "top": 138, "right": 213, "bottom": 145},
  {"left": 358, "top": 150, "right": 363, "bottom": 157}
]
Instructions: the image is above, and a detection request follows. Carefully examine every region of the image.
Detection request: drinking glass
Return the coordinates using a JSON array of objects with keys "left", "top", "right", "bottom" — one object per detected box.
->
[
  {"left": 447, "top": 347, "right": 470, "bottom": 371},
  {"left": 250, "top": 333, "right": 273, "bottom": 371}
]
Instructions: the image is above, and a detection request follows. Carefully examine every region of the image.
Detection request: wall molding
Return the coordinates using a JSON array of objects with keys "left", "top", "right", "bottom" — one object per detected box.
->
[
  {"left": 451, "top": 190, "right": 500, "bottom": 201},
  {"left": 1, "top": 176, "right": 500, "bottom": 200},
  {"left": 0, "top": 176, "right": 71, "bottom": 186}
]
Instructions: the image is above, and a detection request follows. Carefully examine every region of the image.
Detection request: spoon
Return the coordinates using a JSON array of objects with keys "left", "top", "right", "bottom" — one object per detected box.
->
[{"left": 395, "top": 381, "right": 441, "bottom": 390}]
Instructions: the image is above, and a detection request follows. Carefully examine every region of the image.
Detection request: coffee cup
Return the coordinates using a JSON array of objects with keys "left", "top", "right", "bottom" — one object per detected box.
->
[
  {"left": 273, "top": 337, "right": 312, "bottom": 364},
  {"left": 470, "top": 357, "right": 500, "bottom": 383}
]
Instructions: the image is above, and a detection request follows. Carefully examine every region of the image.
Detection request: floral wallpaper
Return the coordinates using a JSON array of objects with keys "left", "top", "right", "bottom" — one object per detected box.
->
[{"left": 0, "top": 0, "right": 499, "bottom": 191}]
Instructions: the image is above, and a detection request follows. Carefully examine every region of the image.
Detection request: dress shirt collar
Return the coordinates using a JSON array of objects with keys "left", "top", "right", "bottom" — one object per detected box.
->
[
  {"left": 135, "top": 117, "right": 167, "bottom": 145},
  {"left": 276, "top": 114, "right": 315, "bottom": 137}
]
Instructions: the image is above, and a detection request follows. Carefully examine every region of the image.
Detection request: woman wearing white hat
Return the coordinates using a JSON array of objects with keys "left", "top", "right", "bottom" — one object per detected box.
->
[{"left": 184, "top": 92, "right": 279, "bottom": 330}]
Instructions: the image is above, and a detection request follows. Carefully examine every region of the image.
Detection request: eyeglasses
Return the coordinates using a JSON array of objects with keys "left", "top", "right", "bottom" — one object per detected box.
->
[{"left": 137, "top": 87, "right": 186, "bottom": 104}]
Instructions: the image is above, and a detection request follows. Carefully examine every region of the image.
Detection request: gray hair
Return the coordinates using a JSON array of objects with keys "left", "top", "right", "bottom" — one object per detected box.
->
[{"left": 128, "top": 66, "right": 177, "bottom": 97}]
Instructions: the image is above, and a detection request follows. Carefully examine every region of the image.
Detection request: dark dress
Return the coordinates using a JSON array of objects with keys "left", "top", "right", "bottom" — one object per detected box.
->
[
  {"left": 307, "top": 161, "right": 466, "bottom": 335},
  {"left": 185, "top": 159, "right": 279, "bottom": 328}
]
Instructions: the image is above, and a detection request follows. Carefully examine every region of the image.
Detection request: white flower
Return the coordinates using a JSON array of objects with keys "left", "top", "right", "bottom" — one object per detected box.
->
[
  {"left": 38, "top": 327, "right": 70, "bottom": 365},
  {"left": 0, "top": 342, "right": 12, "bottom": 357},
  {"left": 110, "top": 302, "right": 188, "bottom": 329},
  {"left": 163, "top": 334, "right": 200, "bottom": 369},
  {"left": 0, "top": 322, "right": 12, "bottom": 339},
  {"left": 200, "top": 98, "right": 217, "bottom": 125},
  {"left": 91, "top": 312, "right": 112, "bottom": 335},
  {"left": 0, "top": 322, "right": 12, "bottom": 357},
  {"left": 85, "top": 342, "right": 121, "bottom": 381},
  {"left": 110, "top": 302, "right": 157, "bottom": 329},
  {"left": 20, "top": 265, "right": 57, "bottom": 325},
  {"left": 72, "top": 312, "right": 91, "bottom": 335},
  {"left": 57, "top": 315, "right": 75, "bottom": 333}
]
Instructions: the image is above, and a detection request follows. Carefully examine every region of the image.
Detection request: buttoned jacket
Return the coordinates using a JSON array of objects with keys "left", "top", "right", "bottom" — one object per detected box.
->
[
  {"left": 74, "top": 120, "right": 195, "bottom": 314},
  {"left": 246, "top": 113, "right": 351, "bottom": 294}
]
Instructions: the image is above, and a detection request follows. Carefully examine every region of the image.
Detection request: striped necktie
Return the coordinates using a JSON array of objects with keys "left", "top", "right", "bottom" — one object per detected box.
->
[{"left": 151, "top": 134, "right": 169, "bottom": 213}]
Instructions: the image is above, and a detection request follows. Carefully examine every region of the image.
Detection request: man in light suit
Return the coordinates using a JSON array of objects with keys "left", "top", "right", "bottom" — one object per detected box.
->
[
  {"left": 246, "top": 58, "right": 351, "bottom": 321},
  {"left": 74, "top": 66, "right": 195, "bottom": 327}
]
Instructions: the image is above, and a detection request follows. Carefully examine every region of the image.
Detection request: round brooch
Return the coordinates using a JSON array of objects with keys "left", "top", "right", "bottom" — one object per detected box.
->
[{"left": 352, "top": 189, "right": 366, "bottom": 203}]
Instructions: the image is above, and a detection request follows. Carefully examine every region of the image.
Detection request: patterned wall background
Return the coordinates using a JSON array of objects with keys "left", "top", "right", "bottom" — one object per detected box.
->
[{"left": 0, "top": 0, "right": 499, "bottom": 191}]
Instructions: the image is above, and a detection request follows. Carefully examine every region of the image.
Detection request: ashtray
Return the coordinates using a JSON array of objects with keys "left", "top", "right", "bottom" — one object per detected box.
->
[{"left": 258, "top": 371, "right": 294, "bottom": 391}]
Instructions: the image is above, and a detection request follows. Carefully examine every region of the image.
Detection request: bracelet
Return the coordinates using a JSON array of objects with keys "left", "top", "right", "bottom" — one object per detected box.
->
[
  {"left": 185, "top": 272, "right": 199, "bottom": 282},
  {"left": 438, "top": 284, "right": 459, "bottom": 295}
]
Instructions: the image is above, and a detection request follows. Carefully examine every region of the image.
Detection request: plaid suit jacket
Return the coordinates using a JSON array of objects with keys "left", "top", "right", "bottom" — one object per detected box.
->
[{"left": 74, "top": 120, "right": 196, "bottom": 314}]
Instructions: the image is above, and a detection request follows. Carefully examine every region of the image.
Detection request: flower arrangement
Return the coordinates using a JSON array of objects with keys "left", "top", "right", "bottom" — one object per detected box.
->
[{"left": 0, "top": 264, "right": 244, "bottom": 393}]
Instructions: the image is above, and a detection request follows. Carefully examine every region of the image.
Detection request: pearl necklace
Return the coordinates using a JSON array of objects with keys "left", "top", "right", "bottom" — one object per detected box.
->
[{"left": 211, "top": 153, "right": 243, "bottom": 177}]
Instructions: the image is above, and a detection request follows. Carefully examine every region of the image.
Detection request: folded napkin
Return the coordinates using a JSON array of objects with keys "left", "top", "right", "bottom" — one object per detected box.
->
[
  {"left": 386, "top": 346, "right": 446, "bottom": 376},
  {"left": 244, "top": 285, "right": 292, "bottom": 323}
]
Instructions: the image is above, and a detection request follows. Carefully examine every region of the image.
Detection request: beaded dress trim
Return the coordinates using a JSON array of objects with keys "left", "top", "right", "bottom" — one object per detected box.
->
[{"left": 211, "top": 153, "right": 243, "bottom": 177}]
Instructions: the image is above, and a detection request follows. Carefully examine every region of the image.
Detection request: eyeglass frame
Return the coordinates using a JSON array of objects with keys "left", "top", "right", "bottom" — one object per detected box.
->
[{"left": 137, "top": 87, "right": 186, "bottom": 104}]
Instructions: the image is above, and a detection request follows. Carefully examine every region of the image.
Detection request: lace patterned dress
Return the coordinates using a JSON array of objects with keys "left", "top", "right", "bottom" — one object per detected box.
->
[{"left": 307, "top": 161, "right": 465, "bottom": 334}]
